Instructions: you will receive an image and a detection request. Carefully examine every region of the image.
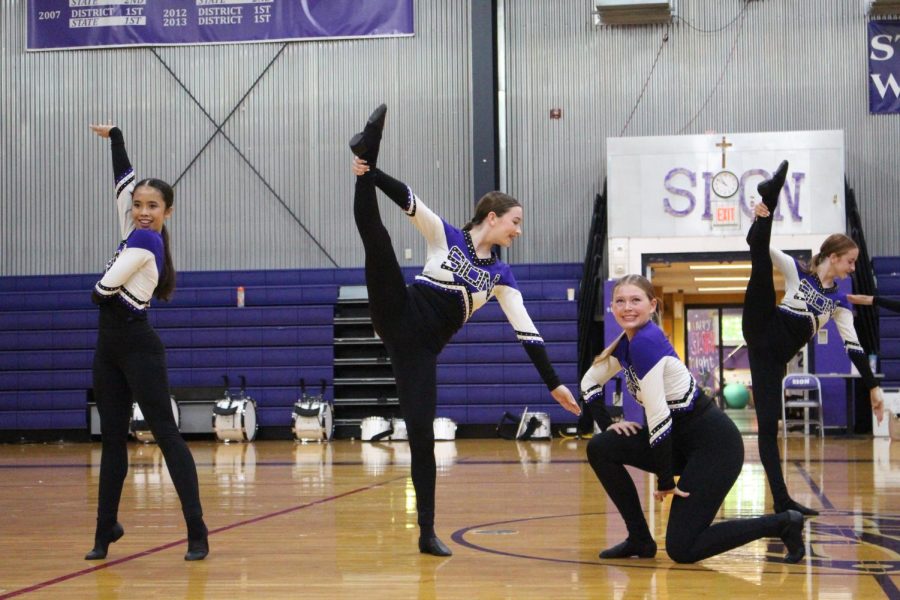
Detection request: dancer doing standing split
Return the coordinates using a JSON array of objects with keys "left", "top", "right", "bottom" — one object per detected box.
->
[
  {"left": 349, "top": 104, "right": 580, "bottom": 556},
  {"left": 743, "top": 161, "right": 884, "bottom": 517}
]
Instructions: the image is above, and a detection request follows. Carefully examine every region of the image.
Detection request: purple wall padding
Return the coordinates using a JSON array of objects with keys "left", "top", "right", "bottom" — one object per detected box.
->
[{"left": 0, "top": 263, "right": 581, "bottom": 431}]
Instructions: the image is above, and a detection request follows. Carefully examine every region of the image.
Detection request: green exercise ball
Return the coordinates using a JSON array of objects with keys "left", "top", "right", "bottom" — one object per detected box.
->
[{"left": 723, "top": 383, "right": 749, "bottom": 409}]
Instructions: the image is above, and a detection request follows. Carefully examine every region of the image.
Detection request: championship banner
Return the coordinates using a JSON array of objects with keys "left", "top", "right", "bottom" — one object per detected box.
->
[
  {"left": 868, "top": 20, "right": 900, "bottom": 114},
  {"left": 27, "top": 0, "right": 414, "bottom": 51}
]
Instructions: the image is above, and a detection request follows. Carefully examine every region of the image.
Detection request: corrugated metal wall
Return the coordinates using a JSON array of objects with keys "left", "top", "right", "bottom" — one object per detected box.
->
[
  {"left": 0, "top": 0, "right": 474, "bottom": 275},
  {"left": 2, "top": 0, "right": 899, "bottom": 275},
  {"left": 503, "top": 0, "right": 900, "bottom": 263}
]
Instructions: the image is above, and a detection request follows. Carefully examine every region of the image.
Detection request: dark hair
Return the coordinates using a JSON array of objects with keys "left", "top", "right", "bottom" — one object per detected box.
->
[
  {"left": 800, "top": 233, "right": 857, "bottom": 274},
  {"left": 134, "top": 178, "right": 176, "bottom": 301},
  {"left": 462, "top": 191, "right": 521, "bottom": 232},
  {"left": 612, "top": 274, "right": 663, "bottom": 323}
]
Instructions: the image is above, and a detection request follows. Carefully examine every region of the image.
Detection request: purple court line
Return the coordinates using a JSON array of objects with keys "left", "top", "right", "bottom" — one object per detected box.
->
[
  {"left": 450, "top": 512, "right": 845, "bottom": 576},
  {"left": 874, "top": 574, "right": 900, "bottom": 600},
  {"left": 793, "top": 461, "right": 900, "bottom": 599},
  {"left": 791, "top": 460, "right": 835, "bottom": 511},
  {"left": 0, "top": 474, "right": 407, "bottom": 600}
]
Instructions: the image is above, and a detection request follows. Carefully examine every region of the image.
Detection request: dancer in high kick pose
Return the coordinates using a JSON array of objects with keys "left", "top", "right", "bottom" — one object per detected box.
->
[
  {"left": 349, "top": 104, "right": 580, "bottom": 556},
  {"left": 743, "top": 161, "right": 884, "bottom": 516},
  {"left": 581, "top": 275, "right": 804, "bottom": 564},
  {"left": 87, "top": 124, "right": 208, "bottom": 561}
]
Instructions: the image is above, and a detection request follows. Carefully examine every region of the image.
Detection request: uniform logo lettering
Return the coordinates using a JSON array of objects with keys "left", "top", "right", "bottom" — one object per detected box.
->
[
  {"left": 796, "top": 279, "right": 835, "bottom": 315},
  {"left": 441, "top": 246, "right": 497, "bottom": 292},
  {"left": 624, "top": 365, "right": 641, "bottom": 398}
]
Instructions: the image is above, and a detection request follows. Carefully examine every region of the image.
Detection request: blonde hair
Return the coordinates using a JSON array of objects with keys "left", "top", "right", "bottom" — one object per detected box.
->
[{"left": 591, "top": 274, "right": 661, "bottom": 366}]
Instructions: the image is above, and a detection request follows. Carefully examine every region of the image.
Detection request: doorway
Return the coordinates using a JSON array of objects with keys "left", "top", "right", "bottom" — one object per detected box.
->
[
  {"left": 684, "top": 306, "right": 750, "bottom": 401},
  {"left": 684, "top": 306, "right": 754, "bottom": 431},
  {"left": 644, "top": 252, "right": 807, "bottom": 433}
]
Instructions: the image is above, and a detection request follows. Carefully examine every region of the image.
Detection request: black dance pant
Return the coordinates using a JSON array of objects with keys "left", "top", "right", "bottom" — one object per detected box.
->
[
  {"left": 741, "top": 215, "right": 806, "bottom": 507},
  {"left": 92, "top": 306, "right": 203, "bottom": 528},
  {"left": 353, "top": 173, "right": 447, "bottom": 531},
  {"left": 587, "top": 405, "right": 785, "bottom": 563}
]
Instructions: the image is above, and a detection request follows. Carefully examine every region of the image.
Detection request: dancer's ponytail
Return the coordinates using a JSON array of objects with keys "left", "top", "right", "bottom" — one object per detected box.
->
[
  {"left": 463, "top": 191, "right": 520, "bottom": 232},
  {"left": 134, "top": 178, "right": 177, "bottom": 301},
  {"left": 156, "top": 224, "right": 176, "bottom": 301}
]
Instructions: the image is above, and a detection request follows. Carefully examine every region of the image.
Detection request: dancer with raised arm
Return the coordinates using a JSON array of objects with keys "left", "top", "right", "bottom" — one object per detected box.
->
[{"left": 87, "top": 124, "right": 208, "bottom": 561}]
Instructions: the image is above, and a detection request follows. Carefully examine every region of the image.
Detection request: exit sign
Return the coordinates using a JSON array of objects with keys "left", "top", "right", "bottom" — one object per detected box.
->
[{"left": 711, "top": 201, "right": 740, "bottom": 227}]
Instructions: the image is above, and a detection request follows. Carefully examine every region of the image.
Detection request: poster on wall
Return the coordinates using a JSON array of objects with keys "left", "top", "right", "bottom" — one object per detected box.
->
[
  {"left": 27, "top": 0, "right": 414, "bottom": 51},
  {"left": 686, "top": 309, "right": 719, "bottom": 397},
  {"left": 868, "top": 20, "right": 900, "bottom": 114}
]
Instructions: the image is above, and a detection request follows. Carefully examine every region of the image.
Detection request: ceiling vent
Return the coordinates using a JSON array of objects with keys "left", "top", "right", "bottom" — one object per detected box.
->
[
  {"left": 868, "top": 0, "right": 900, "bottom": 15},
  {"left": 594, "top": 0, "right": 674, "bottom": 26}
]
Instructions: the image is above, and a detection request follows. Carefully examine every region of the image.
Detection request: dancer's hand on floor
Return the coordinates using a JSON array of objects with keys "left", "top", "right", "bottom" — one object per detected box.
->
[
  {"left": 654, "top": 486, "right": 689, "bottom": 502},
  {"left": 551, "top": 385, "right": 581, "bottom": 416}
]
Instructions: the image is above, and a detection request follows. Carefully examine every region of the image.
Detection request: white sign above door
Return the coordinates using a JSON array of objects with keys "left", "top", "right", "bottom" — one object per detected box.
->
[{"left": 606, "top": 130, "right": 845, "bottom": 239}]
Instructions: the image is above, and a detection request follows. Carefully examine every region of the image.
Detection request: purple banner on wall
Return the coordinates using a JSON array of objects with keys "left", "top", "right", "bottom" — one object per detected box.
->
[
  {"left": 28, "top": 0, "right": 414, "bottom": 51},
  {"left": 868, "top": 20, "right": 900, "bottom": 114}
]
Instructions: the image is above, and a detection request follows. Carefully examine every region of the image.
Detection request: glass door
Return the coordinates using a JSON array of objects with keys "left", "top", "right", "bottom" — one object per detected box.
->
[
  {"left": 720, "top": 307, "right": 750, "bottom": 392},
  {"left": 685, "top": 306, "right": 750, "bottom": 404}
]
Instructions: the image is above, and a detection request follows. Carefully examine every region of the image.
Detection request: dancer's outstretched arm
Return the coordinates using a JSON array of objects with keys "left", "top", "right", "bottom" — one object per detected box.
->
[
  {"left": 494, "top": 283, "right": 580, "bottom": 415},
  {"left": 849, "top": 294, "right": 900, "bottom": 313},
  {"left": 832, "top": 306, "right": 884, "bottom": 423},
  {"left": 90, "top": 124, "right": 135, "bottom": 240}
]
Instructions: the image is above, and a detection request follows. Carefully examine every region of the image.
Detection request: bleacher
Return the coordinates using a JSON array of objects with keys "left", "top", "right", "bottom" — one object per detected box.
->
[
  {"left": 0, "top": 263, "right": 580, "bottom": 435},
  {"left": 874, "top": 256, "right": 900, "bottom": 388}
]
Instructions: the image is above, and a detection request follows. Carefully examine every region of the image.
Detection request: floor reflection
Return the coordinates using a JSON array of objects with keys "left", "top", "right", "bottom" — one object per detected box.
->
[
  {"left": 3, "top": 438, "right": 896, "bottom": 599},
  {"left": 359, "top": 441, "right": 458, "bottom": 475},
  {"left": 214, "top": 441, "right": 257, "bottom": 486}
]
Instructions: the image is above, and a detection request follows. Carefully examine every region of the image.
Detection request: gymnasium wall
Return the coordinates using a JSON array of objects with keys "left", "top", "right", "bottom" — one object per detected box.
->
[
  {"left": 501, "top": 0, "right": 899, "bottom": 263},
  {"left": 2, "top": 0, "right": 899, "bottom": 275},
  {"left": 0, "top": 1, "right": 476, "bottom": 274}
]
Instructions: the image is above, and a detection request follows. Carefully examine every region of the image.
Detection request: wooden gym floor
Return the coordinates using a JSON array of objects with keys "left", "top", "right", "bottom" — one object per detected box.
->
[{"left": 1, "top": 435, "right": 898, "bottom": 599}]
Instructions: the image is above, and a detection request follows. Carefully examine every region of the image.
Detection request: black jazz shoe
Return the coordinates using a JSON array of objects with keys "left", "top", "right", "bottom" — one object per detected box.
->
[
  {"left": 756, "top": 160, "right": 789, "bottom": 210},
  {"left": 184, "top": 537, "right": 209, "bottom": 561},
  {"left": 779, "top": 509, "right": 805, "bottom": 564},
  {"left": 85, "top": 522, "right": 125, "bottom": 560},
  {"left": 419, "top": 535, "right": 453, "bottom": 557},
  {"left": 349, "top": 103, "right": 388, "bottom": 168},
  {"left": 599, "top": 537, "right": 657, "bottom": 559},
  {"left": 185, "top": 519, "right": 209, "bottom": 561}
]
